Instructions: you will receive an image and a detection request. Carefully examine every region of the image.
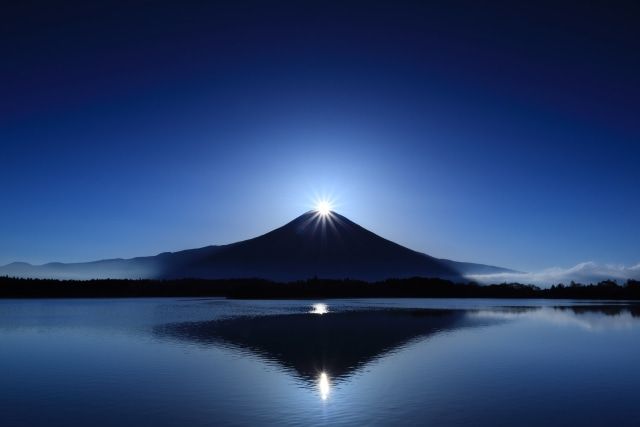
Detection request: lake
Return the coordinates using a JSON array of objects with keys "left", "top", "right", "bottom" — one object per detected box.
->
[{"left": 1, "top": 298, "right": 639, "bottom": 426}]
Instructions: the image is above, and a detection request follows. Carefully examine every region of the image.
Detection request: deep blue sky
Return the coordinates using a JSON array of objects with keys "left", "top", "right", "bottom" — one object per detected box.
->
[{"left": 2, "top": 0, "right": 639, "bottom": 271}]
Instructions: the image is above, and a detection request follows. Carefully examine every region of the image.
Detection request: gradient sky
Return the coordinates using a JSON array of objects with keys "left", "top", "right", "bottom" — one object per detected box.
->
[{"left": 2, "top": 0, "right": 639, "bottom": 271}]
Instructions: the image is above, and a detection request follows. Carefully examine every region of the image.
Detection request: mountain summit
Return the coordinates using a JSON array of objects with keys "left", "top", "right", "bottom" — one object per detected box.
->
[{"left": 0, "top": 211, "right": 512, "bottom": 281}]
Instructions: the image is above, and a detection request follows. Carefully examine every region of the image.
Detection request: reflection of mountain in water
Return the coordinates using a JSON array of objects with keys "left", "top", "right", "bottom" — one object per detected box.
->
[
  {"left": 154, "top": 305, "right": 640, "bottom": 385},
  {"left": 155, "top": 309, "right": 490, "bottom": 382}
]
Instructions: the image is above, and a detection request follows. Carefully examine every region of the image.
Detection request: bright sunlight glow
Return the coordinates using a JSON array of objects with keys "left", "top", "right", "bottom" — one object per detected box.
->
[
  {"left": 316, "top": 200, "right": 332, "bottom": 216},
  {"left": 319, "top": 372, "right": 330, "bottom": 400},
  {"left": 308, "top": 191, "right": 340, "bottom": 217},
  {"left": 310, "top": 303, "right": 329, "bottom": 315}
]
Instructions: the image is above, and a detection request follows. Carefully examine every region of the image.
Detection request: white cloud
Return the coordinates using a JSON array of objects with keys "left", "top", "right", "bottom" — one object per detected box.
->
[{"left": 468, "top": 261, "right": 640, "bottom": 287}]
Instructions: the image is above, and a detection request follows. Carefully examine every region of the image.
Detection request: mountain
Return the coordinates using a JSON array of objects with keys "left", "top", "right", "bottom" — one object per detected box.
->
[{"left": 0, "top": 211, "right": 513, "bottom": 281}]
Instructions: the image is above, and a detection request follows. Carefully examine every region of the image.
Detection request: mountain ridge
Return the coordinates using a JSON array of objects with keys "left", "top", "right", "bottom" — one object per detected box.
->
[{"left": 0, "top": 211, "right": 514, "bottom": 281}]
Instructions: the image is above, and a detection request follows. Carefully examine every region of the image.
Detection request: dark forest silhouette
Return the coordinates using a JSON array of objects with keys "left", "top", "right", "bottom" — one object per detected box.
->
[{"left": 1, "top": 276, "right": 639, "bottom": 299}]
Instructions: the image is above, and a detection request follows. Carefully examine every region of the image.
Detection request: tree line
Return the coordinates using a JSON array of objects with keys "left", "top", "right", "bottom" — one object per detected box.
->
[{"left": 1, "top": 276, "right": 640, "bottom": 299}]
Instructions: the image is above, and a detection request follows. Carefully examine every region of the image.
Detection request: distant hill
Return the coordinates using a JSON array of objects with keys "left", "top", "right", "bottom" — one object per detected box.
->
[{"left": 0, "top": 211, "right": 513, "bottom": 281}]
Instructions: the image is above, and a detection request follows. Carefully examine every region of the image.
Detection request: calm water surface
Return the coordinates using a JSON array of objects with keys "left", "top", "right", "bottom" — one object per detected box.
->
[{"left": 1, "top": 298, "right": 640, "bottom": 426}]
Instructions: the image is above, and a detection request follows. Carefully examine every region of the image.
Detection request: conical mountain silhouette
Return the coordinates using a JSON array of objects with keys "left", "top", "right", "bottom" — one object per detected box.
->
[
  {"left": 159, "top": 211, "right": 461, "bottom": 281},
  {"left": 0, "top": 211, "right": 512, "bottom": 281}
]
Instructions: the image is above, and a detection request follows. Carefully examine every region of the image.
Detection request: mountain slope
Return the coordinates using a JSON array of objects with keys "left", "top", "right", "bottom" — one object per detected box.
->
[
  {"left": 157, "top": 211, "right": 462, "bottom": 281},
  {"left": 0, "top": 211, "right": 513, "bottom": 281}
]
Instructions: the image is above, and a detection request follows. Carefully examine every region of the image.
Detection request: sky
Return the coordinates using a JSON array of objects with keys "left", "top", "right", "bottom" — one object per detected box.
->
[{"left": 1, "top": 0, "right": 639, "bottom": 272}]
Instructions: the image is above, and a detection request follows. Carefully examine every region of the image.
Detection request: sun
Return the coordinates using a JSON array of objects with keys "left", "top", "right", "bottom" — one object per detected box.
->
[
  {"left": 309, "top": 191, "right": 339, "bottom": 216},
  {"left": 316, "top": 200, "right": 332, "bottom": 216}
]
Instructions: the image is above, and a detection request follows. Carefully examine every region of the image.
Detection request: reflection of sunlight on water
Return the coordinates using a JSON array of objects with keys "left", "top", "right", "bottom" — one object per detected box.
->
[
  {"left": 318, "top": 372, "right": 330, "bottom": 400},
  {"left": 310, "top": 303, "right": 329, "bottom": 315}
]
